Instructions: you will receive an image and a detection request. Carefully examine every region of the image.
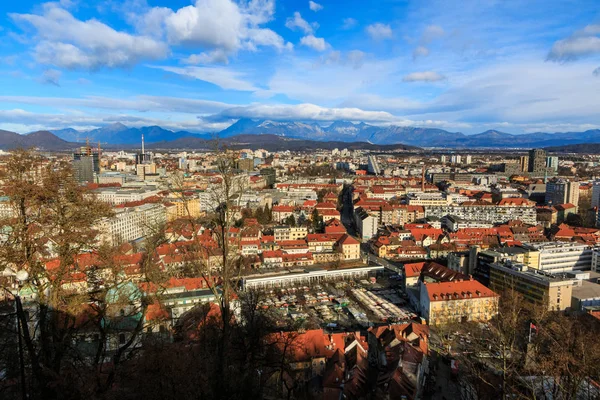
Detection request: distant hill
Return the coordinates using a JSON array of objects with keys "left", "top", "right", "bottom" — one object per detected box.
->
[
  {"left": 545, "top": 143, "right": 600, "bottom": 154},
  {"left": 0, "top": 130, "right": 74, "bottom": 151},
  {"left": 0, "top": 130, "right": 417, "bottom": 152},
  {"left": 48, "top": 120, "right": 600, "bottom": 148},
  {"left": 51, "top": 123, "right": 207, "bottom": 145}
]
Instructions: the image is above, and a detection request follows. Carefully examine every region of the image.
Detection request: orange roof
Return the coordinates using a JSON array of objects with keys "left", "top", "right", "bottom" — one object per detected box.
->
[
  {"left": 424, "top": 279, "right": 498, "bottom": 302},
  {"left": 338, "top": 234, "right": 360, "bottom": 246}
]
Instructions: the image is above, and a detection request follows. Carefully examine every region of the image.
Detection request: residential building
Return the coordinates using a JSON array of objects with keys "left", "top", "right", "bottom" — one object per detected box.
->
[
  {"left": 354, "top": 207, "right": 377, "bottom": 240},
  {"left": 73, "top": 152, "right": 98, "bottom": 183},
  {"left": 367, "top": 155, "right": 381, "bottom": 175},
  {"left": 545, "top": 179, "right": 579, "bottom": 207},
  {"left": 546, "top": 156, "right": 559, "bottom": 172},
  {"left": 338, "top": 234, "right": 361, "bottom": 260},
  {"left": 273, "top": 225, "right": 308, "bottom": 242},
  {"left": 423, "top": 198, "right": 537, "bottom": 225},
  {"left": 528, "top": 148, "right": 547, "bottom": 174}
]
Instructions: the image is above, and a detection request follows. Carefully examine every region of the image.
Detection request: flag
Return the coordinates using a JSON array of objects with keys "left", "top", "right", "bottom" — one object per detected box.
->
[{"left": 530, "top": 322, "right": 537, "bottom": 331}]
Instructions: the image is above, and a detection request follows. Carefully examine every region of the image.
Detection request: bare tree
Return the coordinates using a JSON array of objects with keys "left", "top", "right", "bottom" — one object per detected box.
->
[{"left": 0, "top": 150, "right": 169, "bottom": 398}]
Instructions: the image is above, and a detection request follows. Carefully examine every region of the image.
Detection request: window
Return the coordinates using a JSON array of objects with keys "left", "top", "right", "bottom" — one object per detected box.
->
[{"left": 119, "top": 333, "right": 126, "bottom": 344}]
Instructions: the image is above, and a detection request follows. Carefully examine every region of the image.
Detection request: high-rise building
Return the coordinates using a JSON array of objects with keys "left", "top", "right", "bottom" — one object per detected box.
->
[
  {"left": 545, "top": 179, "right": 579, "bottom": 206},
  {"left": 546, "top": 156, "right": 559, "bottom": 172},
  {"left": 464, "top": 155, "right": 472, "bottom": 164},
  {"left": 528, "top": 148, "right": 547, "bottom": 174},
  {"left": 592, "top": 181, "right": 600, "bottom": 209},
  {"left": 519, "top": 155, "right": 529, "bottom": 172},
  {"left": 73, "top": 146, "right": 99, "bottom": 183},
  {"left": 450, "top": 154, "right": 461, "bottom": 164}
]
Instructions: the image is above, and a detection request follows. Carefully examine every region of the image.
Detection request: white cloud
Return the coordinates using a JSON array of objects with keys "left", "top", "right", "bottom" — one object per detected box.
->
[
  {"left": 548, "top": 24, "right": 600, "bottom": 61},
  {"left": 245, "top": 27, "right": 294, "bottom": 51},
  {"left": 10, "top": 4, "right": 168, "bottom": 69},
  {"left": 366, "top": 23, "right": 392, "bottom": 40},
  {"left": 308, "top": 1, "right": 323, "bottom": 12},
  {"left": 346, "top": 50, "right": 366, "bottom": 68},
  {"left": 213, "top": 103, "right": 400, "bottom": 123},
  {"left": 183, "top": 49, "right": 230, "bottom": 65},
  {"left": 316, "top": 50, "right": 365, "bottom": 69},
  {"left": 300, "top": 35, "right": 328, "bottom": 52},
  {"left": 422, "top": 25, "right": 445, "bottom": 43},
  {"left": 39, "top": 69, "right": 62, "bottom": 86},
  {"left": 150, "top": 65, "right": 259, "bottom": 91},
  {"left": 265, "top": 56, "right": 399, "bottom": 103},
  {"left": 341, "top": 18, "right": 357, "bottom": 30},
  {"left": 0, "top": 108, "right": 230, "bottom": 134},
  {"left": 413, "top": 46, "right": 430, "bottom": 59},
  {"left": 402, "top": 71, "right": 446, "bottom": 82},
  {"left": 285, "top": 11, "right": 317, "bottom": 35},
  {"left": 0, "top": 94, "right": 234, "bottom": 114},
  {"left": 164, "top": 0, "right": 243, "bottom": 50},
  {"left": 131, "top": 6, "right": 172, "bottom": 38}
]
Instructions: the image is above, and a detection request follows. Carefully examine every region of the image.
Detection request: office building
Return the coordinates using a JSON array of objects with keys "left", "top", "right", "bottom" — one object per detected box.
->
[
  {"left": 489, "top": 261, "right": 577, "bottom": 311},
  {"left": 97, "top": 203, "right": 167, "bottom": 246},
  {"left": 529, "top": 242, "right": 593, "bottom": 272}
]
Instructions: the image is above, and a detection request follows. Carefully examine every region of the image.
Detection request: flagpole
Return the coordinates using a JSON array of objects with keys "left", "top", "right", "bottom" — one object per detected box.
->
[{"left": 528, "top": 322, "right": 532, "bottom": 343}]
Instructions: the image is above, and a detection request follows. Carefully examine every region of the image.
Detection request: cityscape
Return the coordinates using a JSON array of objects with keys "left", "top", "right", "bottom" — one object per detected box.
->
[{"left": 1, "top": 1, "right": 600, "bottom": 400}]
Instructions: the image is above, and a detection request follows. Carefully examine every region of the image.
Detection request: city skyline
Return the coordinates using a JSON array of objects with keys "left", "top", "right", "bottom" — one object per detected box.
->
[{"left": 0, "top": 0, "right": 599, "bottom": 135}]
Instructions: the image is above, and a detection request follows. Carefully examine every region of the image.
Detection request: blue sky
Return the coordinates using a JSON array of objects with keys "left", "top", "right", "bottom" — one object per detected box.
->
[{"left": 0, "top": 0, "right": 599, "bottom": 134}]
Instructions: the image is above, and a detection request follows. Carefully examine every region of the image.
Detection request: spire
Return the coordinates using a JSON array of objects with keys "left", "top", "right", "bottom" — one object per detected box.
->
[{"left": 141, "top": 133, "right": 145, "bottom": 154}]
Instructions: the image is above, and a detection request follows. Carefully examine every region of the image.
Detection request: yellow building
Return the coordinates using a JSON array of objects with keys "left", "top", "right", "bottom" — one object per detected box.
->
[
  {"left": 489, "top": 262, "right": 577, "bottom": 311},
  {"left": 165, "top": 196, "right": 202, "bottom": 221},
  {"left": 419, "top": 279, "right": 499, "bottom": 326},
  {"left": 338, "top": 234, "right": 361, "bottom": 261}
]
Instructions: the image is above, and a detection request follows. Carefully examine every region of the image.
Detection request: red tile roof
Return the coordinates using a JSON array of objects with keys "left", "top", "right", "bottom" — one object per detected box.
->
[{"left": 424, "top": 279, "right": 498, "bottom": 302}]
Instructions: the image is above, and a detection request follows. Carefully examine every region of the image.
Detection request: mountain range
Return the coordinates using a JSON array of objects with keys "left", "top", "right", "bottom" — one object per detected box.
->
[
  {"left": 0, "top": 129, "right": 417, "bottom": 152},
  {"left": 46, "top": 119, "right": 600, "bottom": 148}
]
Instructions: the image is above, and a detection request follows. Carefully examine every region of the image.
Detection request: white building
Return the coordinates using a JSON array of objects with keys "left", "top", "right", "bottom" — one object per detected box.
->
[
  {"left": 98, "top": 203, "right": 167, "bottom": 246},
  {"left": 424, "top": 199, "right": 537, "bottom": 225},
  {"left": 354, "top": 207, "right": 378, "bottom": 241},
  {"left": 93, "top": 186, "right": 160, "bottom": 205},
  {"left": 530, "top": 242, "right": 594, "bottom": 273}
]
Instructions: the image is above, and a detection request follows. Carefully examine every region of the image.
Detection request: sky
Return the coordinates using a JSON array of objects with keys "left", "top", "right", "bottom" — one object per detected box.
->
[{"left": 0, "top": 0, "right": 599, "bottom": 135}]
